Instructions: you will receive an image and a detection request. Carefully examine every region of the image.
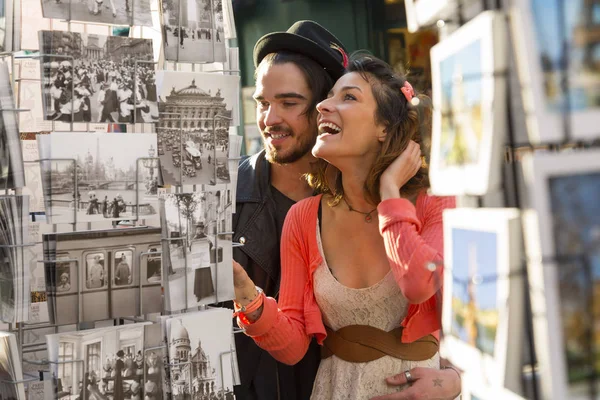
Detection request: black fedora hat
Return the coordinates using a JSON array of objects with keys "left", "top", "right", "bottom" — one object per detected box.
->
[{"left": 253, "top": 20, "right": 349, "bottom": 81}]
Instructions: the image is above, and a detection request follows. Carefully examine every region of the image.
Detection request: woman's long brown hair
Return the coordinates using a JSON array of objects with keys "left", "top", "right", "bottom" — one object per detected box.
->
[{"left": 306, "top": 53, "right": 432, "bottom": 206}]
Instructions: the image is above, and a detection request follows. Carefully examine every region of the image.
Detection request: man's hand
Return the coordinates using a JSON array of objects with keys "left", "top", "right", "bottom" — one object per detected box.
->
[{"left": 370, "top": 367, "right": 461, "bottom": 400}]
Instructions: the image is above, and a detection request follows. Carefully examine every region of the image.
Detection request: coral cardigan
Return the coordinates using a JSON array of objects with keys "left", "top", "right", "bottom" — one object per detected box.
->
[{"left": 239, "top": 193, "right": 456, "bottom": 366}]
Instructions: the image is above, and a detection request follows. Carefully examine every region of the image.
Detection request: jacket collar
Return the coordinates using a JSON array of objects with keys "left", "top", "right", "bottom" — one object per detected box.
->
[{"left": 236, "top": 149, "right": 271, "bottom": 203}]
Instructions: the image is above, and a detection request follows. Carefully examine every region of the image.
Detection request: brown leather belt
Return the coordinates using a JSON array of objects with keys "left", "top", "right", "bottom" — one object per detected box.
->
[{"left": 321, "top": 325, "right": 439, "bottom": 363}]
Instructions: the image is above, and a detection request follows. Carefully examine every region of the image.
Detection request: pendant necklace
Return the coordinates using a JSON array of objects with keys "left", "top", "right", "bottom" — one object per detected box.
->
[{"left": 341, "top": 196, "right": 377, "bottom": 223}]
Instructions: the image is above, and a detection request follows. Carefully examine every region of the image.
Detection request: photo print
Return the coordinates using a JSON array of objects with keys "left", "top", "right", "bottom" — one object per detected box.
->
[
  {"left": 522, "top": 150, "right": 600, "bottom": 399},
  {"left": 166, "top": 308, "right": 236, "bottom": 400},
  {"left": 0, "top": 332, "right": 26, "bottom": 400},
  {"left": 161, "top": 0, "right": 226, "bottom": 63},
  {"left": 142, "top": 323, "right": 165, "bottom": 400},
  {"left": 41, "top": 0, "right": 153, "bottom": 27},
  {"left": 39, "top": 30, "right": 157, "bottom": 125},
  {"left": 160, "top": 190, "right": 234, "bottom": 312},
  {"left": 449, "top": 228, "right": 498, "bottom": 355},
  {"left": 512, "top": 0, "right": 600, "bottom": 142},
  {"left": 550, "top": 173, "right": 600, "bottom": 388},
  {"left": 429, "top": 11, "right": 507, "bottom": 196},
  {"left": 0, "top": 0, "right": 13, "bottom": 53},
  {"left": 26, "top": 221, "right": 52, "bottom": 324},
  {"left": 0, "top": 195, "right": 30, "bottom": 323},
  {"left": 156, "top": 71, "right": 239, "bottom": 186},
  {"left": 442, "top": 208, "right": 523, "bottom": 393},
  {"left": 37, "top": 132, "right": 159, "bottom": 224},
  {"left": 45, "top": 322, "right": 154, "bottom": 400},
  {"left": 0, "top": 61, "right": 25, "bottom": 190},
  {"left": 43, "top": 226, "right": 162, "bottom": 325},
  {"left": 22, "top": 141, "right": 46, "bottom": 213}
]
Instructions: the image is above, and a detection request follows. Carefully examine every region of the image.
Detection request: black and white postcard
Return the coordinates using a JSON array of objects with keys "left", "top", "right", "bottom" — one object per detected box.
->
[
  {"left": 0, "top": 332, "right": 26, "bottom": 400},
  {"left": 0, "top": 61, "right": 25, "bottom": 190},
  {"left": 43, "top": 226, "right": 162, "bottom": 325},
  {"left": 39, "top": 31, "right": 157, "bottom": 124},
  {"left": 22, "top": 141, "right": 46, "bottom": 213},
  {"left": 37, "top": 132, "right": 159, "bottom": 224},
  {"left": 162, "top": 0, "right": 226, "bottom": 63},
  {"left": 142, "top": 323, "right": 165, "bottom": 400},
  {"left": 160, "top": 190, "right": 234, "bottom": 312},
  {"left": 0, "top": 195, "right": 30, "bottom": 323},
  {"left": 0, "top": 0, "right": 14, "bottom": 52},
  {"left": 45, "top": 322, "right": 154, "bottom": 400},
  {"left": 26, "top": 221, "right": 52, "bottom": 324},
  {"left": 166, "top": 309, "right": 236, "bottom": 400},
  {"left": 156, "top": 71, "right": 238, "bottom": 186},
  {"left": 41, "top": 0, "right": 153, "bottom": 27}
]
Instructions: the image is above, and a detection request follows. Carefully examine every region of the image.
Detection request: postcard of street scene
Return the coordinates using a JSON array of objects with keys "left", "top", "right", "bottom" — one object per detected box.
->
[
  {"left": 37, "top": 132, "right": 160, "bottom": 224},
  {"left": 39, "top": 30, "right": 157, "bottom": 125},
  {"left": 41, "top": 0, "right": 153, "bottom": 27},
  {"left": 162, "top": 0, "right": 226, "bottom": 63}
]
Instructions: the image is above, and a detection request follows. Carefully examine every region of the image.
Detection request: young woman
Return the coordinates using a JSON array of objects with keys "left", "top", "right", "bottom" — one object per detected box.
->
[{"left": 233, "top": 55, "right": 458, "bottom": 399}]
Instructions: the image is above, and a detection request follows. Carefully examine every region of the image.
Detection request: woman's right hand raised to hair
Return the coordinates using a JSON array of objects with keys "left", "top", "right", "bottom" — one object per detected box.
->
[{"left": 379, "top": 140, "right": 422, "bottom": 201}]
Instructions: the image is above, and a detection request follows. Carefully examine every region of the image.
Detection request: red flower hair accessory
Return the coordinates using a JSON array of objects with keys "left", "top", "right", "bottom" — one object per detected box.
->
[
  {"left": 330, "top": 43, "right": 349, "bottom": 68},
  {"left": 400, "top": 81, "right": 420, "bottom": 106},
  {"left": 401, "top": 81, "right": 415, "bottom": 102}
]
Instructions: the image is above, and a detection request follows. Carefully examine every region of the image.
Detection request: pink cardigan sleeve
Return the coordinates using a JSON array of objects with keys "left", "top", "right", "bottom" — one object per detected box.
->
[
  {"left": 237, "top": 202, "right": 313, "bottom": 366},
  {"left": 377, "top": 195, "right": 455, "bottom": 304}
]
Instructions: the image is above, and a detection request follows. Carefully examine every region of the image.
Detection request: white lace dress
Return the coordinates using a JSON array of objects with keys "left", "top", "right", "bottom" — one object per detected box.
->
[{"left": 310, "top": 225, "right": 440, "bottom": 400}]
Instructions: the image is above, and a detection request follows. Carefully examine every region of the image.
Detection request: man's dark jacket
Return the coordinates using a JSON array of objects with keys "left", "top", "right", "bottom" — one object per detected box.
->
[{"left": 232, "top": 150, "right": 320, "bottom": 400}]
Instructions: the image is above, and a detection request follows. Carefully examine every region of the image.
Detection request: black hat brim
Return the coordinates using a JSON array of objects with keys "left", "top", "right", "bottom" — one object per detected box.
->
[{"left": 254, "top": 32, "right": 345, "bottom": 81}]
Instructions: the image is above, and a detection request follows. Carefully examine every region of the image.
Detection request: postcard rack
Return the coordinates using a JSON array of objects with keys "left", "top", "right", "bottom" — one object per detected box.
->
[
  {"left": 1, "top": 2, "right": 245, "bottom": 391},
  {"left": 423, "top": 0, "right": 600, "bottom": 399}
]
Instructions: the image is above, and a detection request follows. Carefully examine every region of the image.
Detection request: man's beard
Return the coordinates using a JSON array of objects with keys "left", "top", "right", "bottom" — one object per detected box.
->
[{"left": 263, "top": 126, "right": 317, "bottom": 164}]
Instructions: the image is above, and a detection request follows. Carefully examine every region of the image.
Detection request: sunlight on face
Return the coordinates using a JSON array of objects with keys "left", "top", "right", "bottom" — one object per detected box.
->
[
  {"left": 312, "top": 72, "right": 384, "bottom": 165},
  {"left": 254, "top": 62, "right": 317, "bottom": 164}
]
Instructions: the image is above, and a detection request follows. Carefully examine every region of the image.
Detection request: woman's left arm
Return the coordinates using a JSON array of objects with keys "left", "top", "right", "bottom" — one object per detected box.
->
[{"left": 378, "top": 196, "right": 455, "bottom": 304}]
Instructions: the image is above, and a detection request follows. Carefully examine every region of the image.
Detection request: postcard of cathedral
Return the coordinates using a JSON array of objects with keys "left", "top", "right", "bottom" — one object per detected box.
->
[
  {"left": 37, "top": 132, "right": 160, "bottom": 224},
  {"left": 45, "top": 322, "right": 153, "bottom": 400},
  {"left": 162, "top": 0, "right": 226, "bottom": 63},
  {"left": 156, "top": 70, "right": 240, "bottom": 187},
  {"left": 160, "top": 190, "right": 234, "bottom": 312},
  {"left": 38, "top": 30, "right": 157, "bottom": 125},
  {"left": 166, "top": 308, "right": 236, "bottom": 399}
]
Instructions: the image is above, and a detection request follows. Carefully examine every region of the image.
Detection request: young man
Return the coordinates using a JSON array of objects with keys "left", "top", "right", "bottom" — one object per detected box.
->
[{"left": 233, "top": 21, "right": 461, "bottom": 400}]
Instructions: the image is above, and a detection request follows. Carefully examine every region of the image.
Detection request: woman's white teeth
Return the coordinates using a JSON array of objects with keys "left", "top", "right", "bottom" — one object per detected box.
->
[
  {"left": 271, "top": 133, "right": 290, "bottom": 139},
  {"left": 319, "top": 122, "right": 341, "bottom": 134}
]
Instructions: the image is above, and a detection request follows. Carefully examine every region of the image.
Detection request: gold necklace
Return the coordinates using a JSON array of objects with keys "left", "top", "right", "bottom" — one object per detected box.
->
[{"left": 341, "top": 196, "right": 377, "bottom": 223}]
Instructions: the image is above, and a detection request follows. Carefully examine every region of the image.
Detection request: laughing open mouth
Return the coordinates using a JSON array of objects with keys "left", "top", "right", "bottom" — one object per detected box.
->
[{"left": 318, "top": 122, "right": 341, "bottom": 135}]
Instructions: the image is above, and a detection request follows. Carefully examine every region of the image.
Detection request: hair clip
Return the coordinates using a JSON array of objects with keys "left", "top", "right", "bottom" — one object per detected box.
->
[{"left": 401, "top": 81, "right": 415, "bottom": 102}]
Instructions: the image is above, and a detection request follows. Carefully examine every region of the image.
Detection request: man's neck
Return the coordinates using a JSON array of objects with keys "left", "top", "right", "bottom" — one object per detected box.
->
[{"left": 270, "top": 155, "right": 315, "bottom": 202}]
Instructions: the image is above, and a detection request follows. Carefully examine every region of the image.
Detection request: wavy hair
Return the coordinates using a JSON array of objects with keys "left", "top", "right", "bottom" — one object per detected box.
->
[{"left": 306, "top": 53, "right": 432, "bottom": 206}]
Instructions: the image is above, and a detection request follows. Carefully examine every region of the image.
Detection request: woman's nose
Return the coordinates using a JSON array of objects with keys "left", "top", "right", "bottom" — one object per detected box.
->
[{"left": 316, "top": 98, "right": 334, "bottom": 114}]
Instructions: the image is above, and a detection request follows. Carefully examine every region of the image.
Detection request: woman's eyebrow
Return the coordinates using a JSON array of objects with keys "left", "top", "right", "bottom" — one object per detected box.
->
[{"left": 327, "top": 86, "right": 362, "bottom": 96}]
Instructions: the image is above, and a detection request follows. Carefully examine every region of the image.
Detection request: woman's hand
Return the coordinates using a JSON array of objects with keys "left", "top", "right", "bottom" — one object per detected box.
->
[
  {"left": 233, "top": 260, "right": 259, "bottom": 307},
  {"left": 370, "top": 367, "right": 461, "bottom": 400},
  {"left": 380, "top": 140, "right": 422, "bottom": 201}
]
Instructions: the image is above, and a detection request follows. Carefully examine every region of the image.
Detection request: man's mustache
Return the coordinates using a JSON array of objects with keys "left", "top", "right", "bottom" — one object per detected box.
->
[{"left": 263, "top": 126, "right": 293, "bottom": 136}]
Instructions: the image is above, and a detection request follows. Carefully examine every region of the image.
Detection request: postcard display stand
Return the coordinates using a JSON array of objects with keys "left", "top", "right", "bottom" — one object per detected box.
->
[
  {"left": 1, "top": 0, "right": 242, "bottom": 398},
  {"left": 417, "top": 0, "right": 600, "bottom": 399}
]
